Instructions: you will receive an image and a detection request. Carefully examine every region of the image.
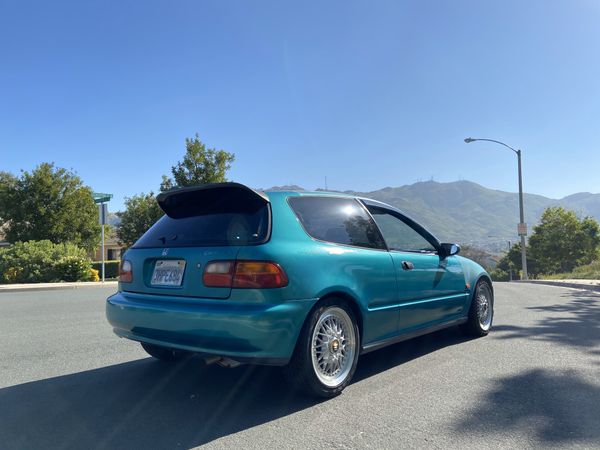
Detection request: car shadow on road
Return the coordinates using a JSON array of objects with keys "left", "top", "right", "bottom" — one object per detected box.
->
[
  {"left": 453, "top": 368, "right": 600, "bottom": 445},
  {"left": 0, "top": 327, "right": 472, "bottom": 449},
  {"left": 493, "top": 289, "right": 600, "bottom": 356}
]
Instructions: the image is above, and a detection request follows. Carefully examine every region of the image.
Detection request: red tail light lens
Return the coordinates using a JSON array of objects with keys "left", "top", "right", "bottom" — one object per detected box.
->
[
  {"left": 233, "top": 261, "right": 288, "bottom": 288},
  {"left": 203, "top": 261, "right": 235, "bottom": 287},
  {"left": 119, "top": 260, "right": 133, "bottom": 283},
  {"left": 202, "top": 261, "right": 288, "bottom": 288}
]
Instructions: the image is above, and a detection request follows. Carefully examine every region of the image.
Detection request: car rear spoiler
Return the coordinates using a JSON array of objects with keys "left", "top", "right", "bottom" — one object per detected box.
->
[{"left": 156, "top": 183, "right": 270, "bottom": 219}]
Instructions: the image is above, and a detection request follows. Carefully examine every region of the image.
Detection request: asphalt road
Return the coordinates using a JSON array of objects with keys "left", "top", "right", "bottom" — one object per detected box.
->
[{"left": 1, "top": 283, "right": 599, "bottom": 449}]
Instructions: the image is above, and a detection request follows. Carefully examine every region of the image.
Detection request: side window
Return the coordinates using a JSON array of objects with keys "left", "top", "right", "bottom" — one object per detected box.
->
[
  {"left": 368, "top": 207, "right": 436, "bottom": 253},
  {"left": 289, "top": 197, "right": 386, "bottom": 250}
]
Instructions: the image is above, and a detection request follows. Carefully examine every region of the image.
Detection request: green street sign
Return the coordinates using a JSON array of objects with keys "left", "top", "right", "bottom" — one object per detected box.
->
[{"left": 93, "top": 192, "right": 113, "bottom": 204}]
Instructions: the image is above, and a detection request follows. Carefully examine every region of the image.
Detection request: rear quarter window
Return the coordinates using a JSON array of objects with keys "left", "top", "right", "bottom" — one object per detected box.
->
[{"left": 288, "top": 196, "right": 385, "bottom": 250}]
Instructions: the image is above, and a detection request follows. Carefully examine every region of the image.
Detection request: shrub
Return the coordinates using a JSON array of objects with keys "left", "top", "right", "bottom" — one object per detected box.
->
[
  {"left": 489, "top": 268, "right": 509, "bottom": 282},
  {"left": 88, "top": 268, "right": 100, "bottom": 282},
  {"left": 91, "top": 261, "right": 120, "bottom": 279},
  {"left": 54, "top": 256, "right": 93, "bottom": 282},
  {"left": 541, "top": 260, "right": 600, "bottom": 280},
  {"left": 0, "top": 240, "right": 92, "bottom": 284}
]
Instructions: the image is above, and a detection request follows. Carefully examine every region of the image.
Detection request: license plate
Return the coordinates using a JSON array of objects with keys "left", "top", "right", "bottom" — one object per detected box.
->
[{"left": 151, "top": 260, "right": 186, "bottom": 286}]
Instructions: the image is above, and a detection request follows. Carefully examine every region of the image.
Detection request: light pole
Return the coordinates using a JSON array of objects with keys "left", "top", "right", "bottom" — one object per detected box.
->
[
  {"left": 464, "top": 137, "right": 529, "bottom": 280},
  {"left": 507, "top": 240, "right": 513, "bottom": 282}
]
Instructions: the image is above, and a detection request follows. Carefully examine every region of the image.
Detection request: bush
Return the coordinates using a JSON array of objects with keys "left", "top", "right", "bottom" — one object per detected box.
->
[
  {"left": 0, "top": 240, "right": 92, "bottom": 284},
  {"left": 88, "top": 268, "right": 100, "bottom": 282},
  {"left": 91, "top": 261, "right": 120, "bottom": 279},
  {"left": 489, "top": 268, "right": 509, "bottom": 282},
  {"left": 541, "top": 260, "right": 600, "bottom": 280},
  {"left": 54, "top": 256, "right": 93, "bottom": 282}
]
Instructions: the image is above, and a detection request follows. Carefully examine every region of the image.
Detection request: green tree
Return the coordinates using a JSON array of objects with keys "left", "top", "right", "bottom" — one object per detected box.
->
[
  {"left": 116, "top": 193, "right": 163, "bottom": 248},
  {"left": 495, "top": 242, "right": 537, "bottom": 278},
  {"left": 0, "top": 163, "right": 100, "bottom": 252},
  {"left": 160, "top": 134, "right": 235, "bottom": 191},
  {"left": 528, "top": 206, "right": 600, "bottom": 274}
]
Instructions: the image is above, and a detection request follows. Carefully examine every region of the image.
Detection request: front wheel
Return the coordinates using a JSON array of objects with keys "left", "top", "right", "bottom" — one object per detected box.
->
[
  {"left": 460, "top": 279, "right": 494, "bottom": 337},
  {"left": 284, "top": 299, "right": 360, "bottom": 398}
]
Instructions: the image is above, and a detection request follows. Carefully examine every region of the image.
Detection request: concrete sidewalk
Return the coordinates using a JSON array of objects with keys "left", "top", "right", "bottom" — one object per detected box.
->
[
  {"left": 0, "top": 281, "right": 118, "bottom": 293},
  {"left": 517, "top": 279, "right": 600, "bottom": 292}
]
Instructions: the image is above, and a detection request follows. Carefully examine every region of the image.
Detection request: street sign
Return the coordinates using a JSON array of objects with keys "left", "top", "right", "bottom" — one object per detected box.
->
[
  {"left": 93, "top": 192, "right": 112, "bottom": 283},
  {"left": 518, "top": 223, "right": 528, "bottom": 236},
  {"left": 93, "top": 192, "right": 113, "bottom": 204}
]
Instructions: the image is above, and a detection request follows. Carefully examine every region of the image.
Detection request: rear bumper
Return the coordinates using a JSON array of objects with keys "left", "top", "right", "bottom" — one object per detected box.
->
[{"left": 106, "top": 291, "right": 317, "bottom": 365}]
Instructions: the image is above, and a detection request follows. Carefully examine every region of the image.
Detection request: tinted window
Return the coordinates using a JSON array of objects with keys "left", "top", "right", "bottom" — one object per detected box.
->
[
  {"left": 289, "top": 197, "right": 385, "bottom": 249},
  {"left": 133, "top": 205, "right": 270, "bottom": 248},
  {"left": 368, "top": 207, "right": 435, "bottom": 252}
]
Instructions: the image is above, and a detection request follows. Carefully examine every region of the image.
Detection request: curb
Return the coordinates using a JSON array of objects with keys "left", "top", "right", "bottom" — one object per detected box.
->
[
  {"left": 516, "top": 280, "right": 600, "bottom": 292},
  {"left": 0, "top": 281, "right": 118, "bottom": 293}
]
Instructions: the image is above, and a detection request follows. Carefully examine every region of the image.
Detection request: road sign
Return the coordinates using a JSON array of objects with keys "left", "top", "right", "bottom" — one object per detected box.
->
[
  {"left": 93, "top": 192, "right": 113, "bottom": 204},
  {"left": 93, "top": 192, "right": 112, "bottom": 283},
  {"left": 518, "top": 223, "right": 527, "bottom": 236}
]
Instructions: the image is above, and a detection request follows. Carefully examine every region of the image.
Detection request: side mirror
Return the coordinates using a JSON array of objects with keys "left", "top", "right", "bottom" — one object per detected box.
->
[{"left": 440, "top": 243, "right": 460, "bottom": 257}]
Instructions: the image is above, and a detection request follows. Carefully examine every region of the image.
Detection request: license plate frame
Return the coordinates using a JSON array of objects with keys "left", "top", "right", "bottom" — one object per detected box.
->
[{"left": 150, "top": 259, "right": 186, "bottom": 287}]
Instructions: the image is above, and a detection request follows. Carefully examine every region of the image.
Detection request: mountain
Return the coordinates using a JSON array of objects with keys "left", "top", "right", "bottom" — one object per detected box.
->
[
  {"left": 268, "top": 181, "right": 600, "bottom": 254},
  {"left": 351, "top": 181, "right": 553, "bottom": 253}
]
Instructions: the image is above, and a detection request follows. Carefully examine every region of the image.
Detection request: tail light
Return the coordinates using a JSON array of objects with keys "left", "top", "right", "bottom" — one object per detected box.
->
[
  {"left": 119, "top": 260, "right": 133, "bottom": 283},
  {"left": 203, "top": 261, "right": 235, "bottom": 287},
  {"left": 203, "top": 261, "right": 288, "bottom": 288},
  {"left": 233, "top": 261, "right": 288, "bottom": 288}
]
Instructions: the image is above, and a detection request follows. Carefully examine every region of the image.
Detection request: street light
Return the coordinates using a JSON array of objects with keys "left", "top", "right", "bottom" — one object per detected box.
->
[{"left": 464, "top": 137, "right": 529, "bottom": 280}]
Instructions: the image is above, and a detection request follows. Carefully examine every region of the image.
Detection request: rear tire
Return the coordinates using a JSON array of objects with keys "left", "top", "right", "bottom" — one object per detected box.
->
[
  {"left": 460, "top": 279, "right": 494, "bottom": 337},
  {"left": 283, "top": 298, "right": 360, "bottom": 398},
  {"left": 141, "top": 342, "right": 186, "bottom": 362}
]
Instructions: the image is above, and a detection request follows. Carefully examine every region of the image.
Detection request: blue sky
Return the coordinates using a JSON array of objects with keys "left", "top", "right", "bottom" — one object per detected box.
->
[{"left": 1, "top": 0, "right": 599, "bottom": 211}]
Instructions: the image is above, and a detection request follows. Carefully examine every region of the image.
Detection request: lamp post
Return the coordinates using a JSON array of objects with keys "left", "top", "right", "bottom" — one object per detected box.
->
[{"left": 464, "top": 137, "right": 528, "bottom": 280}]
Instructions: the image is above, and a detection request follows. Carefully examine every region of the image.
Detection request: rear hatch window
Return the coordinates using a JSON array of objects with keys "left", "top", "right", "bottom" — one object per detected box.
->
[{"left": 133, "top": 207, "right": 269, "bottom": 248}]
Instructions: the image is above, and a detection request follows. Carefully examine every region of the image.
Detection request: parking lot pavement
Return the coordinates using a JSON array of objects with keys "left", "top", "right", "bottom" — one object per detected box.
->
[{"left": 1, "top": 283, "right": 599, "bottom": 449}]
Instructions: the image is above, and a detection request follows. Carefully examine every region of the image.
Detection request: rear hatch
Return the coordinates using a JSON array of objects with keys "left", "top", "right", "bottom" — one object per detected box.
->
[{"left": 121, "top": 183, "right": 270, "bottom": 299}]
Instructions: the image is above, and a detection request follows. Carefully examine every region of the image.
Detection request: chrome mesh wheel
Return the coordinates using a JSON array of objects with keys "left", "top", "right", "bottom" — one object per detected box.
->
[
  {"left": 476, "top": 283, "right": 493, "bottom": 331},
  {"left": 310, "top": 307, "right": 356, "bottom": 388}
]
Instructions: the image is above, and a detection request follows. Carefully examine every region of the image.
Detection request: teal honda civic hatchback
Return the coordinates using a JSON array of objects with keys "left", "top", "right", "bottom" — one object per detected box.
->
[{"left": 106, "top": 183, "right": 493, "bottom": 397}]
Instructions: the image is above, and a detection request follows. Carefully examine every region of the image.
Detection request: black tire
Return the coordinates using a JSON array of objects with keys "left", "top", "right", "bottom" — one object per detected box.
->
[
  {"left": 283, "top": 298, "right": 360, "bottom": 398},
  {"left": 460, "top": 279, "right": 494, "bottom": 337},
  {"left": 141, "top": 342, "right": 187, "bottom": 362}
]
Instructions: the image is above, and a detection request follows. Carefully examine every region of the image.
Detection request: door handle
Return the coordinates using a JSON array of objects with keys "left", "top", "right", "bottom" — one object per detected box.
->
[{"left": 401, "top": 261, "right": 414, "bottom": 270}]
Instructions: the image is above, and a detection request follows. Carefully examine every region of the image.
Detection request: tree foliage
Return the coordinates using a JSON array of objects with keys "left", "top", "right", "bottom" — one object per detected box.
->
[
  {"left": 0, "top": 163, "right": 100, "bottom": 252},
  {"left": 116, "top": 134, "right": 235, "bottom": 248},
  {"left": 116, "top": 193, "right": 163, "bottom": 248},
  {"left": 160, "top": 134, "right": 235, "bottom": 191},
  {"left": 495, "top": 206, "right": 600, "bottom": 277},
  {"left": 528, "top": 206, "right": 599, "bottom": 274}
]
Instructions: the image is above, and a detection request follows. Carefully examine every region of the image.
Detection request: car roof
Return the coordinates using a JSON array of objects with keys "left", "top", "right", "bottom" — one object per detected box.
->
[{"left": 264, "top": 189, "right": 399, "bottom": 211}]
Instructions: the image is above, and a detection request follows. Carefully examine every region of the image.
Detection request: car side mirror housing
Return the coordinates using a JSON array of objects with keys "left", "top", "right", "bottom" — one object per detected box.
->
[{"left": 440, "top": 243, "right": 460, "bottom": 257}]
